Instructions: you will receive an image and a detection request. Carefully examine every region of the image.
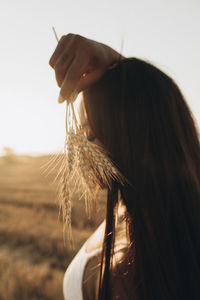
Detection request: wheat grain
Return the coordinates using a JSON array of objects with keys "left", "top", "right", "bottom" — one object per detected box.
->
[{"left": 55, "top": 101, "right": 129, "bottom": 248}]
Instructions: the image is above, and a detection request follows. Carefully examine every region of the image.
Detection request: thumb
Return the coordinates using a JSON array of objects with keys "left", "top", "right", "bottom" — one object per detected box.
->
[
  {"left": 59, "top": 69, "right": 105, "bottom": 104},
  {"left": 77, "top": 68, "right": 105, "bottom": 93}
]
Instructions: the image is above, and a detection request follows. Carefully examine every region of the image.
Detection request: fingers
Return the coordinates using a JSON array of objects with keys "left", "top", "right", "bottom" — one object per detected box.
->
[
  {"left": 50, "top": 34, "right": 90, "bottom": 89},
  {"left": 59, "top": 68, "right": 104, "bottom": 103},
  {"left": 54, "top": 55, "right": 75, "bottom": 87},
  {"left": 49, "top": 34, "right": 75, "bottom": 68},
  {"left": 59, "top": 54, "right": 91, "bottom": 101},
  {"left": 77, "top": 69, "right": 105, "bottom": 92},
  {"left": 49, "top": 33, "right": 117, "bottom": 103},
  {"left": 52, "top": 36, "right": 76, "bottom": 87}
]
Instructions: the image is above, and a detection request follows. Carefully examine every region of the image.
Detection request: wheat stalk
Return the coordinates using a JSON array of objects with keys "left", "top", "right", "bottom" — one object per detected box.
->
[{"left": 52, "top": 28, "right": 129, "bottom": 248}]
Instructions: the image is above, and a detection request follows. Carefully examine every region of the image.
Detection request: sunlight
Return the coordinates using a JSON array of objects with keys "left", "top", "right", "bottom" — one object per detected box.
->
[
  {"left": 73, "top": 92, "right": 82, "bottom": 126},
  {"left": 66, "top": 92, "right": 83, "bottom": 133}
]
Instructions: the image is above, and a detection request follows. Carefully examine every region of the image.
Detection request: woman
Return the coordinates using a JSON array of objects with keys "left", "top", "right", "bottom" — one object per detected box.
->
[{"left": 49, "top": 34, "right": 200, "bottom": 300}]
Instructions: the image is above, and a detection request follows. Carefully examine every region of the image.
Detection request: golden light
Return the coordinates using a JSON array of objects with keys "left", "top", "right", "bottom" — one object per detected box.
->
[{"left": 73, "top": 92, "right": 82, "bottom": 126}]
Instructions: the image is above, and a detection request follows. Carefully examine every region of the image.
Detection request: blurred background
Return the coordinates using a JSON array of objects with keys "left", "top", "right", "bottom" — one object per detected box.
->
[{"left": 0, "top": 0, "right": 199, "bottom": 299}]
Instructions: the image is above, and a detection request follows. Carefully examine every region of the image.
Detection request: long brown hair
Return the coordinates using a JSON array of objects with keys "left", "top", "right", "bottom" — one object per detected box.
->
[{"left": 83, "top": 57, "right": 200, "bottom": 300}]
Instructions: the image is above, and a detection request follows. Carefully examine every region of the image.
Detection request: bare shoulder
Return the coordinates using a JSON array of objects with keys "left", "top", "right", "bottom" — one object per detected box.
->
[
  {"left": 86, "top": 201, "right": 128, "bottom": 254},
  {"left": 82, "top": 246, "right": 133, "bottom": 300},
  {"left": 82, "top": 252, "right": 101, "bottom": 300}
]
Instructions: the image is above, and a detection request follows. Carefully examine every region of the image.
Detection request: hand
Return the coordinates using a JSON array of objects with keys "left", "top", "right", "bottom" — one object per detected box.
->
[{"left": 49, "top": 34, "right": 124, "bottom": 103}]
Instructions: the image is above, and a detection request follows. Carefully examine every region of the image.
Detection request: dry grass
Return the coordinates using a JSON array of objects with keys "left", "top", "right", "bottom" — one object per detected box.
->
[{"left": 0, "top": 154, "right": 106, "bottom": 300}]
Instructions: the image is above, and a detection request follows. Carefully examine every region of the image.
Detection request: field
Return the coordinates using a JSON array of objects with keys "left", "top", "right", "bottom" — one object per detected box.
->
[{"left": 0, "top": 154, "right": 106, "bottom": 300}]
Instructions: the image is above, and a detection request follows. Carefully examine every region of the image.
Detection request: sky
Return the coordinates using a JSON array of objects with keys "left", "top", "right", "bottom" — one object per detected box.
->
[{"left": 0, "top": 0, "right": 199, "bottom": 155}]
